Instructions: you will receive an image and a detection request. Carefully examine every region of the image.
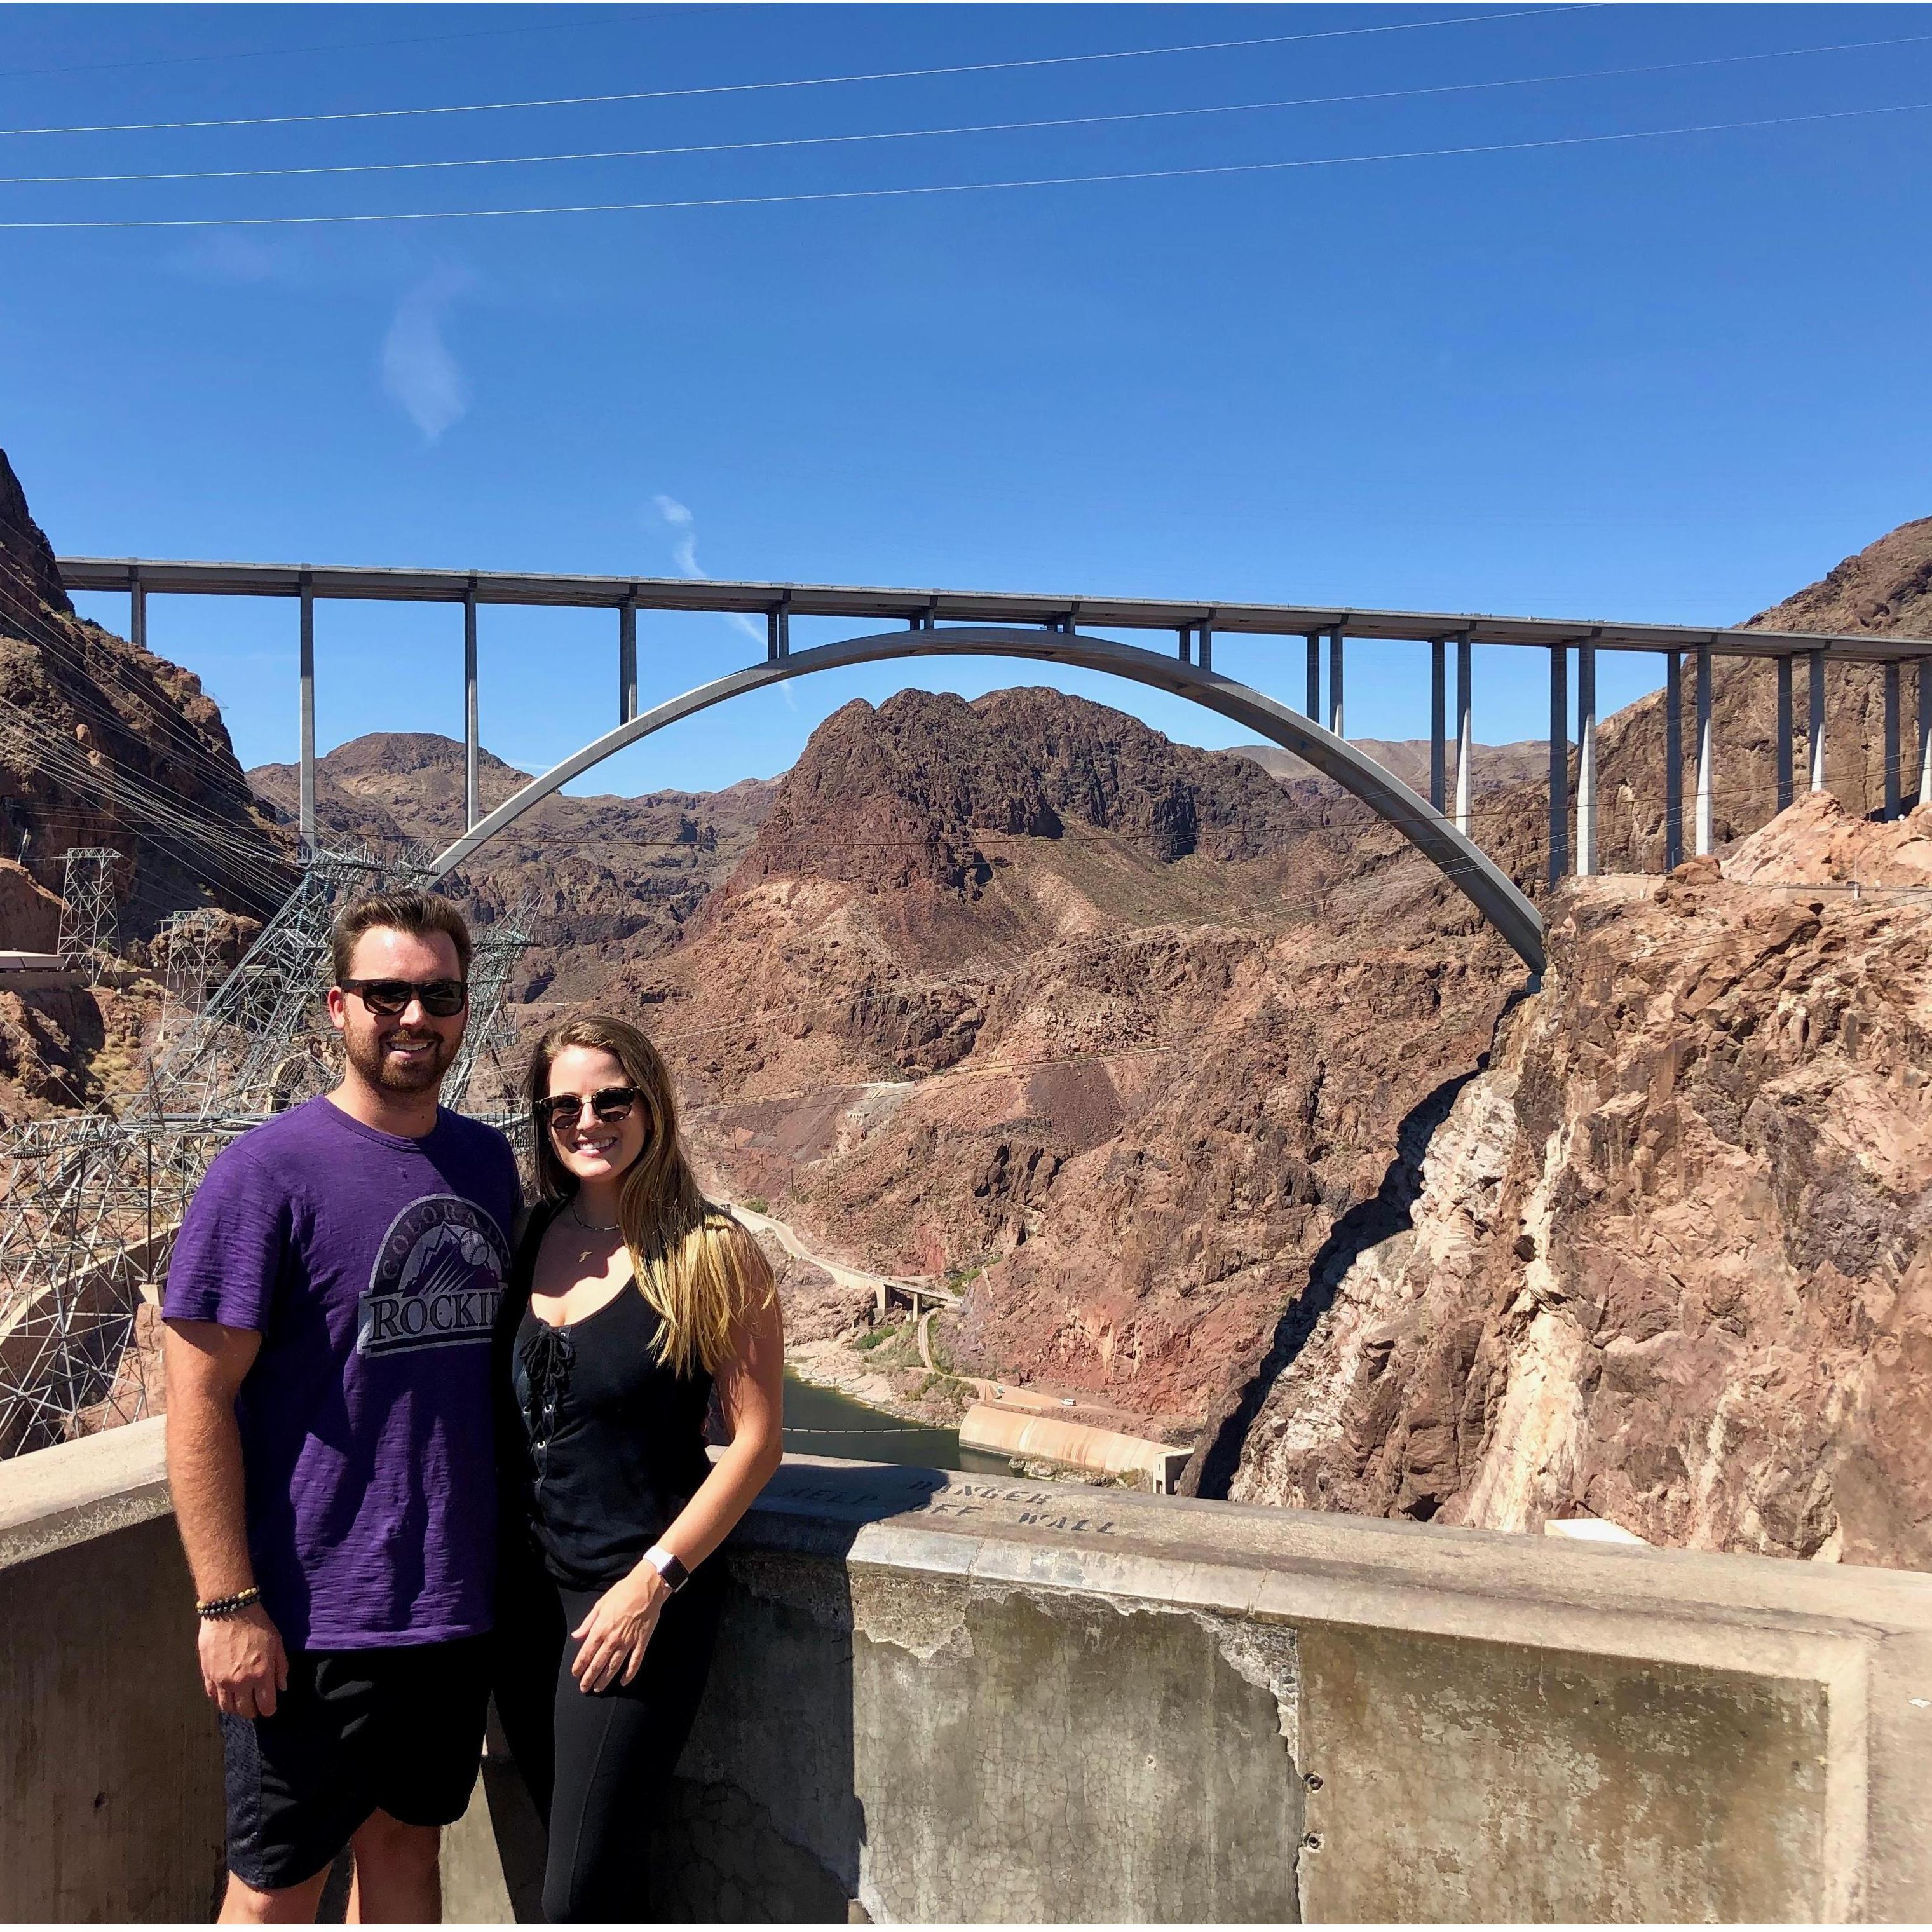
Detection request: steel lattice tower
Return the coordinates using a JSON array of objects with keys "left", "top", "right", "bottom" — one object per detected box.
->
[
  {"left": 156, "top": 909, "right": 225, "bottom": 1047},
  {"left": 57, "top": 848, "right": 121, "bottom": 983},
  {"left": 0, "top": 850, "right": 533, "bottom": 1456}
]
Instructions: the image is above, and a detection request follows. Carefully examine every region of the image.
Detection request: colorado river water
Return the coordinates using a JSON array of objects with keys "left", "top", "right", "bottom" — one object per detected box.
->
[{"left": 783, "top": 1370, "right": 1011, "bottom": 1474}]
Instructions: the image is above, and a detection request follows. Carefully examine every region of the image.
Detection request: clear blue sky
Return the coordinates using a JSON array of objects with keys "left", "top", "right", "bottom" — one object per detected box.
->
[{"left": 4, "top": 3, "right": 1928, "bottom": 794}]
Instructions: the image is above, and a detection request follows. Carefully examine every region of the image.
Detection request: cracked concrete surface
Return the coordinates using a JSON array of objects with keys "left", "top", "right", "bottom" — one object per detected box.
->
[{"left": 848, "top": 1580, "right": 1302, "bottom": 1923}]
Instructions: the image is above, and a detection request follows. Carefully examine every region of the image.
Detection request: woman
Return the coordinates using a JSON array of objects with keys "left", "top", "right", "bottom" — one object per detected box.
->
[{"left": 493, "top": 1014, "right": 784, "bottom": 1923}]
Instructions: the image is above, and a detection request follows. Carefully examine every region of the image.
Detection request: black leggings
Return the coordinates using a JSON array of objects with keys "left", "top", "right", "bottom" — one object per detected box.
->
[{"left": 494, "top": 1563, "right": 724, "bottom": 1922}]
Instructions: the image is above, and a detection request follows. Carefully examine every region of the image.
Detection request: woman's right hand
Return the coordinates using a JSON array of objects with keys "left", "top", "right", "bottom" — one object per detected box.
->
[{"left": 198, "top": 1602, "right": 290, "bottom": 1719}]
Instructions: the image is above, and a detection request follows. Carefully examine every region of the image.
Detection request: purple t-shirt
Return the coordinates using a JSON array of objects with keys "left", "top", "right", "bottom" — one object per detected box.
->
[{"left": 162, "top": 1094, "right": 520, "bottom": 1650}]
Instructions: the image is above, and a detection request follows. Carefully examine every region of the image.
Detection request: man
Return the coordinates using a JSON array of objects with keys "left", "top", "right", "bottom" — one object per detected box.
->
[{"left": 163, "top": 892, "right": 520, "bottom": 1924}]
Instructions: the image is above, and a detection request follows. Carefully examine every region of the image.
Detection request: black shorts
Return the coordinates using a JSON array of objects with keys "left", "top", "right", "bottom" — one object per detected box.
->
[{"left": 219, "top": 1634, "right": 491, "bottom": 1893}]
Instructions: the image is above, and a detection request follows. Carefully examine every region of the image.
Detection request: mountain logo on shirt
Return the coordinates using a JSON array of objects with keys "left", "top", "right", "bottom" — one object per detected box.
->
[{"left": 359, "top": 1194, "right": 510, "bottom": 1357}]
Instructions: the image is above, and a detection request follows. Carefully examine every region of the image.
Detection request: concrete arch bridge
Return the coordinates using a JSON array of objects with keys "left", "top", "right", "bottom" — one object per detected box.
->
[{"left": 58, "top": 556, "right": 1932, "bottom": 977}]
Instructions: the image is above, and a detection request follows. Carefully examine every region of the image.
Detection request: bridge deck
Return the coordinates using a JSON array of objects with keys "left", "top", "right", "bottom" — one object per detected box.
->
[{"left": 56, "top": 554, "right": 1932, "bottom": 662}]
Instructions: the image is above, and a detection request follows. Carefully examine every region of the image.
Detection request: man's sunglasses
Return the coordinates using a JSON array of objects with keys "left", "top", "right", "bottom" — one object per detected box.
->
[
  {"left": 537, "top": 1086, "right": 642, "bottom": 1130},
  {"left": 339, "top": 977, "right": 470, "bottom": 1018}
]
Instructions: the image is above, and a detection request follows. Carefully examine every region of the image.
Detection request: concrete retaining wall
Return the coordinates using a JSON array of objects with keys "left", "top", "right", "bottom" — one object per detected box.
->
[
  {"left": 0, "top": 1422, "right": 223, "bottom": 1922},
  {"left": 4, "top": 1424, "right": 1931, "bottom": 1922},
  {"left": 956, "top": 1400, "right": 1191, "bottom": 1490}
]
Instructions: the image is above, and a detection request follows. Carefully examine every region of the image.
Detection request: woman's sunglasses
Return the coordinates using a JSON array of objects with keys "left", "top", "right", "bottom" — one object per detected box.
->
[
  {"left": 339, "top": 977, "right": 469, "bottom": 1018},
  {"left": 537, "top": 1086, "right": 642, "bottom": 1131}
]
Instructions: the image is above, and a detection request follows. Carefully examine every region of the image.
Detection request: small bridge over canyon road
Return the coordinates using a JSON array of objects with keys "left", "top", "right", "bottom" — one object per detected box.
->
[{"left": 57, "top": 555, "right": 1932, "bottom": 974}]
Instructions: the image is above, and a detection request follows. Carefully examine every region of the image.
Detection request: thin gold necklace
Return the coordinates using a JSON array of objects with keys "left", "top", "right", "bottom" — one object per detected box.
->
[{"left": 568, "top": 1199, "right": 622, "bottom": 1234}]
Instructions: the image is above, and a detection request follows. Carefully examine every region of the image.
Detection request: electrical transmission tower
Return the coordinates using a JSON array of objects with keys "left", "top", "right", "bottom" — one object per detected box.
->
[
  {"left": 0, "top": 848, "right": 534, "bottom": 1457},
  {"left": 156, "top": 909, "right": 226, "bottom": 1046},
  {"left": 57, "top": 848, "right": 121, "bottom": 982},
  {"left": 443, "top": 895, "right": 536, "bottom": 1123}
]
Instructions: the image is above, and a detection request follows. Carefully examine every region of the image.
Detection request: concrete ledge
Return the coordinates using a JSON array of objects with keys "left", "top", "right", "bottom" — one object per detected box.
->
[
  {"left": 679, "top": 1460, "right": 1932, "bottom": 1924},
  {"left": 0, "top": 1413, "right": 172, "bottom": 1571},
  {"left": 3, "top": 1429, "right": 1929, "bottom": 1922}
]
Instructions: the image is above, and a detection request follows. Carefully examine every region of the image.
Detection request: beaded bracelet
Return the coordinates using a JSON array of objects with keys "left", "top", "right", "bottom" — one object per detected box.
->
[{"left": 196, "top": 1586, "right": 262, "bottom": 1621}]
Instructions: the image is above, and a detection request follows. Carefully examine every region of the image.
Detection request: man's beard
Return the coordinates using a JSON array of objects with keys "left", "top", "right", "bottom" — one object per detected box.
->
[{"left": 344, "top": 1024, "right": 458, "bottom": 1094}]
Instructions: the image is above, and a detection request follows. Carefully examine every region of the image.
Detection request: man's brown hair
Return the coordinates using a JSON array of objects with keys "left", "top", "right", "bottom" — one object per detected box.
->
[{"left": 329, "top": 890, "right": 473, "bottom": 986}]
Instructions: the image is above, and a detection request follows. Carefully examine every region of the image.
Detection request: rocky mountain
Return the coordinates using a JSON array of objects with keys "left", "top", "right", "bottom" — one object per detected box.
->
[
  {"left": 1211, "top": 794, "right": 1932, "bottom": 1568},
  {"left": 0, "top": 445, "right": 290, "bottom": 932},
  {"left": 579, "top": 685, "right": 1520, "bottom": 1436},
  {"left": 1181, "top": 520, "right": 1932, "bottom": 1568},
  {"left": 1754, "top": 514, "right": 1932, "bottom": 637},
  {"left": 0, "top": 446, "right": 286, "bottom": 1122},
  {"left": 248, "top": 733, "right": 776, "bottom": 1008},
  {"left": 1480, "top": 521, "right": 1932, "bottom": 888},
  {"left": 545, "top": 527, "right": 1929, "bottom": 1567}
]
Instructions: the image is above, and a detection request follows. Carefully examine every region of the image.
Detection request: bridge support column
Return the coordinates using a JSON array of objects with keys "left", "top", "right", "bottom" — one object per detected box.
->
[
  {"left": 1305, "top": 634, "right": 1320, "bottom": 718},
  {"left": 1429, "top": 639, "right": 1446, "bottom": 813},
  {"left": 619, "top": 600, "right": 638, "bottom": 724},
  {"left": 463, "top": 588, "right": 480, "bottom": 833},
  {"left": 1176, "top": 627, "right": 1191, "bottom": 665},
  {"left": 1328, "top": 630, "right": 1345, "bottom": 738},
  {"left": 128, "top": 573, "right": 146, "bottom": 651},
  {"left": 1883, "top": 662, "right": 1901, "bottom": 820},
  {"left": 1694, "top": 645, "right": 1715, "bottom": 859},
  {"left": 1575, "top": 641, "right": 1597, "bottom": 877},
  {"left": 1919, "top": 658, "right": 1932, "bottom": 808},
  {"left": 297, "top": 573, "right": 316, "bottom": 858},
  {"left": 1775, "top": 656, "right": 1794, "bottom": 814},
  {"left": 767, "top": 606, "right": 790, "bottom": 662},
  {"left": 1809, "top": 649, "right": 1827, "bottom": 794},
  {"left": 1455, "top": 636, "right": 1473, "bottom": 837},
  {"left": 1664, "top": 652, "right": 1683, "bottom": 870},
  {"left": 1547, "top": 646, "right": 1568, "bottom": 885},
  {"left": 1197, "top": 624, "right": 1212, "bottom": 674}
]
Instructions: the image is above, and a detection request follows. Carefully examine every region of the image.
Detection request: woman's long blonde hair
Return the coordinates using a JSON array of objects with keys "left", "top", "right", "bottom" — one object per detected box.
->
[{"left": 524, "top": 1014, "right": 773, "bottom": 1378}]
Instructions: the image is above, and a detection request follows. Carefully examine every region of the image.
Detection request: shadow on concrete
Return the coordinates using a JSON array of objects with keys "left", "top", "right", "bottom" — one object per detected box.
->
[{"left": 1181, "top": 1061, "right": 1486, "bottom": 1502}]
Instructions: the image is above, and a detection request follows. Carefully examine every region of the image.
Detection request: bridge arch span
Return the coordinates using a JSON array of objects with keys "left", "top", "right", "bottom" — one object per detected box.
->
[{"left": 426, "top": 627, "right": 1544, "bottom": 971}]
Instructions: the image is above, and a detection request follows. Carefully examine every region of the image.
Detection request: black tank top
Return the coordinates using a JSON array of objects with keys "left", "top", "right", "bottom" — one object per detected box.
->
[{"left": 500, "top": 1202, "right": 715, "bottom": 1589}]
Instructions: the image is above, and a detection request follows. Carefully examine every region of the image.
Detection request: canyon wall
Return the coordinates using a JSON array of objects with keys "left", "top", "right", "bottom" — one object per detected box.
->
[
  {"left": 0, "top": 446, "right": 287, "bottom": 1122},
  {"left": 0, "top": 446, "right": 290, "bottom": 930},
  {"left": 1211, "top": 794, "right": 1932, "bottom": 1569},
  {"left": 619, "top": 684, "right": 1523, "bottom": 1436}
]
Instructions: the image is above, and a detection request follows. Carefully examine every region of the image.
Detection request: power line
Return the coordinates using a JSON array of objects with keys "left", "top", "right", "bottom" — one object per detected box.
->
[
  {"left": 0, "top": 697, "right": 295, "bottom": 906},
  {"left": 0, "top": 10, "right": 610, "bottom": 83},
  {"left": 0, "top": 6, "right": 1606, "bottom": 139},
  {"left": 0, "top": 576, "right": 286, "bottom": 834},
  {"left": 0, "top": 582, "right": 263, "bottom": 804},
  {"left": 7, "top": 28, "right": 1922, "bottom": 191},
  {"left": 5, "top": 95, "right": 1924, "bottom": 232},
  {"left": 0, "top": 691, "right": 283, "bottom": 884}
]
